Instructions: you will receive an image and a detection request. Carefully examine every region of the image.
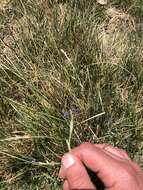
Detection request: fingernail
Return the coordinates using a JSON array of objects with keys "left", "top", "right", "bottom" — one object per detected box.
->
[{"left": 62, "top": 153, "right": 75, "bottom": 169}]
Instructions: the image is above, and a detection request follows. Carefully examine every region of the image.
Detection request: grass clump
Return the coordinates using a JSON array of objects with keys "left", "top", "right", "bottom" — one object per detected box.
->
[{"left": 0, "top": 0, "right": 143, "bottom": 189}]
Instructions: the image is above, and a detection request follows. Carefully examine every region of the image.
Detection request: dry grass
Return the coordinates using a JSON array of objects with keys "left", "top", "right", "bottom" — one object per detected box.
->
[{"left": 0, "top": 0, "right": 143, "bottom": 189}]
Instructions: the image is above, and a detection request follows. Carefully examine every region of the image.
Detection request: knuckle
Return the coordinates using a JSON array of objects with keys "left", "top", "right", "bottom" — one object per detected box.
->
[
  {"left": 121, "top": 166, "right": 135, "bottom": 180},
  {"left": 120, "top": 149, "right": 129, "bottom": 155}
]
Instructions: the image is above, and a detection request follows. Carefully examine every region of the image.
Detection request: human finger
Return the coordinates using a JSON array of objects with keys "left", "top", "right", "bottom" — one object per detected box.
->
[
  {"left": 94, "top": 144, "right": 131, "bottom": 160},
  {"left": 61, "top": 153, "right": 95, "bottom": 189},
  {"left": 63, "top": 180, "right": 70, "bottom": 190},
  {"left": 71, "top": 142, "right": 124, "bottom": 188}
]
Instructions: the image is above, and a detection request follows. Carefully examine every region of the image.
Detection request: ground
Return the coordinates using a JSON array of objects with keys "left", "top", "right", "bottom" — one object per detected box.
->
[{"left": 0, "top": 0, "right": 143, "bottom": 189}]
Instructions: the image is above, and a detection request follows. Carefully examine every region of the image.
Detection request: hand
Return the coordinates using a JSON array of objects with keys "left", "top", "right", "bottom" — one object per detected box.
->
[{"left": 59, "top": 143, "right": 143, "bottom": 190}]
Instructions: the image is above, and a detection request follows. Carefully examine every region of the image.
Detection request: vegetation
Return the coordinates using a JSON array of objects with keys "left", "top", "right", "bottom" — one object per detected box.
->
[{"left": 0, "top": 0, "right": 143, "bottom": 189}]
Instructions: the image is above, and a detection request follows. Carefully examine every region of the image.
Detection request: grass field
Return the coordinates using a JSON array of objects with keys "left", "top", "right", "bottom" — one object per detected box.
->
[{"left": 0, "top": 0, "right": 143, "bottom": 189}]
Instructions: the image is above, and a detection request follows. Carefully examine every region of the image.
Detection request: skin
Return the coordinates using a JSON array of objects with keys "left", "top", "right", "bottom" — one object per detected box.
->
[{"left": 59, "top": 143, "right": 143, "bottom": 190}]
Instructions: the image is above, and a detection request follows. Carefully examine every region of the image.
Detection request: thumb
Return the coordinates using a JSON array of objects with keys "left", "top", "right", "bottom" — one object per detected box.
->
[{"left": 61, "top": 153, "right": 95, "bottom": 189}]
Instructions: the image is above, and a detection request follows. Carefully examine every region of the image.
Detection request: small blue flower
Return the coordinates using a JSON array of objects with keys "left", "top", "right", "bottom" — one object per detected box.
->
[
  {"left": 64, "top": 107, "right": 81, "bottom": 119},
  {"left": 64, "top": 111, "right": 69, "bottom": 118},
  {"left": 71, "top": 107, "right": 80, "bottom": 114}
]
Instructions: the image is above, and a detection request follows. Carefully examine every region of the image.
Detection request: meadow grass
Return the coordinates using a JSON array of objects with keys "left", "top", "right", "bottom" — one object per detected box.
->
[{"left": 0, "top": 0, "right": 143, "bottom": 189}]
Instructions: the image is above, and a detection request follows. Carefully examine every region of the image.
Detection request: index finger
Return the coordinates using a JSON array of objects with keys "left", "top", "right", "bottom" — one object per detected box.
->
[{"left": 71, "top": 142, "right": 123, "bottom": 188}]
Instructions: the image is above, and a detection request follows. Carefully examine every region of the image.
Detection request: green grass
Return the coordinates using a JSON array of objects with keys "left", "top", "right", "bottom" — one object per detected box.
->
[{"left": 0, "top": 0, "right": 143, "bottom": 189}]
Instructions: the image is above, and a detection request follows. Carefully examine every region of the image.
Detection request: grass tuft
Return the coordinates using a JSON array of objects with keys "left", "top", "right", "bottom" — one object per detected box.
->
[{"left": 0, "top": 0, "right": 143, "bottom": 189}]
